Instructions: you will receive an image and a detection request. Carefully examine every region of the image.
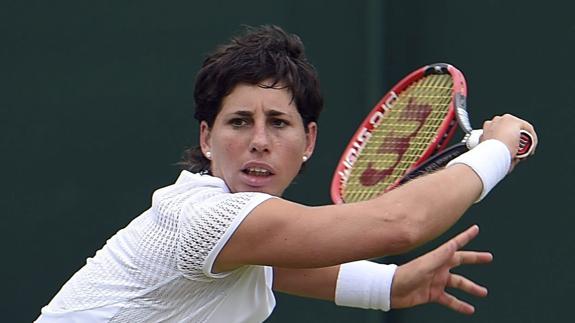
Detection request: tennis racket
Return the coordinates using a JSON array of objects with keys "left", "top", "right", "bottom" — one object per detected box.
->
[{"left": 330, "top": 63, "right": 533, "bottom": 204}]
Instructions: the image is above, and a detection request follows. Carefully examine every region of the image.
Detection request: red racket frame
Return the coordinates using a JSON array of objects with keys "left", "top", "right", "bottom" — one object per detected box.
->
[{"left": 331, "top": 63, "right": 467, "bottom": 204}]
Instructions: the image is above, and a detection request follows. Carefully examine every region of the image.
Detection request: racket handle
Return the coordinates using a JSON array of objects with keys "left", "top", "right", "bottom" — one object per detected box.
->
[
  {"left": 464, "top": 129, "right": 534, "bottom": 159},
  {"left": 517, "top": 130, "right": 534, "bottom": 158}
]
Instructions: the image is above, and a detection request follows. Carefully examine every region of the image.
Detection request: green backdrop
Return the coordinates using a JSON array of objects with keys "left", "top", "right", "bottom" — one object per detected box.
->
[{"left": 1, "top": 1, "right": 573, "bottom": 322}]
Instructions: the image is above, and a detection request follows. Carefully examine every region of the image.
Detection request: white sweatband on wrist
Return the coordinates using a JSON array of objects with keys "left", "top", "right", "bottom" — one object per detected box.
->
[
  {"left": 446, "top": 139, "right": 511, "bottom": 202},
  {"left": 335, "top": 261, "right": 397, "bottom": 311}
]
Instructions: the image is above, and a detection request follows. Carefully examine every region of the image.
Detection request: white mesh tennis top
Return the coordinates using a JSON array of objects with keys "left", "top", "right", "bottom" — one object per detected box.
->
[{"left": 36, "top": 171, "right": 276, "bottom": 323}]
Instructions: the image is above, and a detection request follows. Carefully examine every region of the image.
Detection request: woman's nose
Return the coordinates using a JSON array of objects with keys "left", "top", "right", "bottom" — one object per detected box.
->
[{"left": 249, "top": 122, "right": 270, "bottom": 153}]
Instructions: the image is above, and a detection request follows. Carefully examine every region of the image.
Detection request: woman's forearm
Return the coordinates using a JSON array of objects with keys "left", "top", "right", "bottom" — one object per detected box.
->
[
  {"left": 214, "top": 162, "right": 484, "bottom": 270},
  {"left": 367, "top": 163, "right": 483, "bottom": 253},
  {"left": 273, "top": 266, "right": 340, "bottom": 301}
]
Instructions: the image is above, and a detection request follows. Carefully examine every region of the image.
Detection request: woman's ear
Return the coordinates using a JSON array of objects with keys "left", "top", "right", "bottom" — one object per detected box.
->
[
  {"left": 199, "top": 121, "right": 212, "bottom": 159},
  {"left": 304, "top": 122, "right": 318, "bottom": 160}
]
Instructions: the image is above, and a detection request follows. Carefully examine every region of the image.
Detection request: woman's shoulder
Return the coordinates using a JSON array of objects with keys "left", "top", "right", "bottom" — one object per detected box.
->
[
  {"left": 149, "top": 171, "right": 224, "bottom": 211},
  {"left": 151, "top": 171, "right": 273, "bottom": 216},
  {"left": 152, "top": 171, "right": 226, "bottom": 200}
]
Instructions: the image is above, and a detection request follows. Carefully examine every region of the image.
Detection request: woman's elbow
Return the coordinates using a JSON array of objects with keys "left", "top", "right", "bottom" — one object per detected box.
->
[{"left": 379, "top": 207, "right": 428, "bottom": 255}]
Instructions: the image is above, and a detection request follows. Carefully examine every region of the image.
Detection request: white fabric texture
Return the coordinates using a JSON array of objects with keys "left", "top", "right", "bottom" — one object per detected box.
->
[
  {"left": 36, "top": 171, "right": 276, "bottom": 323},
  {"left": 335, "top": 261, "right": 397, "bottom": 311},
  {"left": 447, "top": 139, "right": 511, "bottom": 202}
]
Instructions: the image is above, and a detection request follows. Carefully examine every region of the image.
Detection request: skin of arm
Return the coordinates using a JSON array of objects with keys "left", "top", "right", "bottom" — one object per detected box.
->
[
  {"left": 231, "top": 164, "right": 480, "bottom": 302},
  {"left": 213, "top": 114, "right": 536, "bottom": 303},
  {"left": 274, "top": 225, "right": 493, "bottom": 317},
  {"left": 214, "top": 163, "right": 481, "bottom": 273},
  {"left": 272, "top": 266, "right": 340, "bottom": 301}
]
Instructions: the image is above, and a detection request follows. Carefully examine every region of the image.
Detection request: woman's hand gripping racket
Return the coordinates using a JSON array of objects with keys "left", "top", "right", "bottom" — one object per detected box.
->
[{"left": 330, "top": 63, "right": 534, "bottom": 204}]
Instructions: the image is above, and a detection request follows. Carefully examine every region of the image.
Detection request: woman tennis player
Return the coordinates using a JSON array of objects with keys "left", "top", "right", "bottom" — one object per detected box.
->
[{"left": 36, "top": 25, "right": 537, "bottom": 322}]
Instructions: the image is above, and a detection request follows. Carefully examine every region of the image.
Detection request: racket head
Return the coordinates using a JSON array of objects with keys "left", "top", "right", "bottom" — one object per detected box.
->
[{"left": 331, "top": 63, "right": 467, "bottom": 204}]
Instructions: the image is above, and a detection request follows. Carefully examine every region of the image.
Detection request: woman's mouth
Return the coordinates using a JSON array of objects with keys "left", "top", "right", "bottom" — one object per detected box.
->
[
  {"left": 242, "top": 167, "right": 273, "bottom": 177},
  {"left": 239, "top": 162, "right": 276, "bottom": 188}
]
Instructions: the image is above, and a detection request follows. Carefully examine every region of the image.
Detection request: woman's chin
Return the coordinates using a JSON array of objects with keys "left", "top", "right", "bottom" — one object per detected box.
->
[{"left": 233, "top": 173, "right": 281, "bottom": 195}]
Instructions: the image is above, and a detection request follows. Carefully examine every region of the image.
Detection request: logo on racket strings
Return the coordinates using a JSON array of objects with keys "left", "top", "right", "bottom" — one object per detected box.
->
[
  {"left": 338, "top": 92, "right": 398, "bottom": 185},
  {"left": 359, "top": 98, "right": 432, "bottom": 186}
]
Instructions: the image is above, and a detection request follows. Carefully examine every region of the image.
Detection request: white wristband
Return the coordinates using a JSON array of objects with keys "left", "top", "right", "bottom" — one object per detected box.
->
[
  {"left": 335, "top": 261, "right": 397, "bottom": 311},
  {"left": 446, "top": 139, "right": 511, "bottom": 202}
]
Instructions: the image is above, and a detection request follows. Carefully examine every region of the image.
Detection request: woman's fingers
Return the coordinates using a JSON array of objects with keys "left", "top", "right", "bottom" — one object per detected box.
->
[
  {"left": 452, "top": 250, "right": 494, "bottom": 267},
  {"left": 442, "top": 225, "right": 480, "bottom": 255},
  {"left": 437, "top": 292, "right": 476, "bottom": 315},
  {"left": 482, "top": 114, "right": 538, "bottom": 159},
  {"left": 448, "top": 273, "right": 488, "bottom": 298},
  {"left": 437, "top": 272, "right": 490, "bottom": 314},
  {"left": 422, "top": 225, "right": 482, "bottom": 271}
]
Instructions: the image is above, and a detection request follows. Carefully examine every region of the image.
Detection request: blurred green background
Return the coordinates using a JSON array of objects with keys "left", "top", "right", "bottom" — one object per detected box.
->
[{"left": 1, "top": 1, "right": 573, "bottom": 322}]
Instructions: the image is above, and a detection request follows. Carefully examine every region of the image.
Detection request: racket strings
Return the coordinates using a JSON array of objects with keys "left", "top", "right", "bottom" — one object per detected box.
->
[{"left": 343, "top": 74, "right": 454, "bottom": 202}]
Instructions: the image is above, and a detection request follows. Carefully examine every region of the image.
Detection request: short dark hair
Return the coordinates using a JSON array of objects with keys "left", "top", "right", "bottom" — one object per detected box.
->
[{"left": 180, "top": 25, "right": 324, "bottom": 173}]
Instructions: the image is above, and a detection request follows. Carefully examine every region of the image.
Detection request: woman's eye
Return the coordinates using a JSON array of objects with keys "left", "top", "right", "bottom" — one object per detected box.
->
[
  {"left": 271, "top": 119, "right": 288, "bottom": 128},
  {"left": 230, "top": 118, "right": 248, "bottom": 127}
]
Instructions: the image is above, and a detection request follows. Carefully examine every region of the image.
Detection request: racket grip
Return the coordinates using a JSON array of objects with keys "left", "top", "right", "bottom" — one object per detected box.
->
[
  {"left": 465, "top": 129, "right": 534, "bottom": 159},
  {"left": 517, "top": 130, "right": 534, "bottom": 158}
]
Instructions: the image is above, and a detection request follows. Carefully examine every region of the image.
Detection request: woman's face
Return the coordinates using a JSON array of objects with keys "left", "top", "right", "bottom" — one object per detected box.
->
[{"left": 200, "top": 82, "right": 317, "bottom": 196}]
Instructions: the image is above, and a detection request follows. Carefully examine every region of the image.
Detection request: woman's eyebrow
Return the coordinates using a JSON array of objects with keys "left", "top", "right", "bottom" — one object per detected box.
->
[
  {"left": 265, "top": 109, "right": 288, "bottom": 117},
  {"left": 227, "top": 110, "right": 253, "bottom": 117},
  {"left": 226, "top": 109, "right": 290, "bottom": 118}
]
